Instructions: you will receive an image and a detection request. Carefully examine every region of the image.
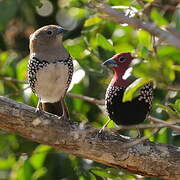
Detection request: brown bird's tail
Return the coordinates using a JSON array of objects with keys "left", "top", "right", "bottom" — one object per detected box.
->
[{"left": 39, "top": 99, "right": 69, "bottom": 119}]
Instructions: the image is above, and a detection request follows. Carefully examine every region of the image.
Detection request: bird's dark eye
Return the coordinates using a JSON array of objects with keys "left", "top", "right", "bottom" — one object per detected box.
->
[
  {"left": 47, "top": 30, "right": 53, "bottom": 35},
  {"left": 119, "top": 56, "right": 126, "bottom": 63}
]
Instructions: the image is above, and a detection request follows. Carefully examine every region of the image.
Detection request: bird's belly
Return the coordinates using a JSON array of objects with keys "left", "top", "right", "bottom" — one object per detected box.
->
[
  {"left": 106, "top": 99, "right": 149, "bottom": 125},
  {"left": 35, "top": 62, "right": 69, "bottom": 103}
]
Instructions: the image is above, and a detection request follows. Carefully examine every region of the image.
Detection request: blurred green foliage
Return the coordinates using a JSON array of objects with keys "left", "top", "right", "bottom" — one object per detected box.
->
[{"left": 0, "top": 0, "right": 179, "bottom": 179}]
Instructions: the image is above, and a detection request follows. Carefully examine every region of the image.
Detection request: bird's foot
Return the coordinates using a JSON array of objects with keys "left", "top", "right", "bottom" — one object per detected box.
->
[
  {"left": 58, "top": 115, "right": 65, "bottom": 121},
  {"left": 35, "top": 107, "right": 43, "bottom": 115},
  {"left": 99, "top": 119, "right": 111, "bottom": 134},
  {"left": 99, "top": 126, "right": 105, "bottom": 134},
  {"left": 136, "top": 129, "right": 142, "bottom": 138},
  {"left": 35, "top": 106, "right": 39, "bottom": 113},
  {"left": 35, "top": 99, "right": 43, "bottom": 115}
]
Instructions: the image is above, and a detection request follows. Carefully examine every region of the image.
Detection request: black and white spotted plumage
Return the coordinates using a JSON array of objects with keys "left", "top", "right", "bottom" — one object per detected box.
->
[
  {"left": 28, "top": 57, "right": 49, "bottom": 93},
  {"left": 28, "top": 55, "right": 73, "bottom": 96},
  {"left": 105, "top": 82, "right": 153, "bottom": 125},
  {"left": 103, "top": 52, "right": 153, "bottom": 126},
  {"left": 28, "top": 25, "right": 73, "bottom": 118}
]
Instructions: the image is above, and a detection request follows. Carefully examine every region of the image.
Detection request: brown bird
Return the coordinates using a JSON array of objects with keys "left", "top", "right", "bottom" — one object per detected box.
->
[{"left": 28, "top": 25, "right": 73, "bottom": 119}]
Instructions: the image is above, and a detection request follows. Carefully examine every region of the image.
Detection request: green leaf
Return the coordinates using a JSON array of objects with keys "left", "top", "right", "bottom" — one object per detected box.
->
[
  {"left": 89, "top": 173, "right": 97, "bottom": 180},
  {"left": 175, "top": 99, "right": 180, "bottom": 112},
  {"left": 84, "top": 16, "right": 102, "bottom": 27},
  {"left": 17, "top": 160, "right": 34, "bottom": 180},
  {"left": 137, "top": 30, "right": 151, "bottom": 49},
  {"left": 79, "top": 175, "right": 86, "bottom": 180},
  {"left": 173, "top": 65, "right": 180, "bottom": 71},
  {"left": 30, "top": 145, "right": 52, "bottom": 169},
  {"left": 0, "top": 51, "right": 9, "bottom": 67},
  {"left": 31, "top": 0, "right": 43, "bottom": 8},
  {"left": 66, "top": 45, "right": 85, "bottom": 59},
  {"left": 0, "top": 0, "right": 18, "bottom": 30},
  {"left": 68, "top": 7, "right": 87, "bottom": 19},
  {"left": 16, "top": 57, "right": 28, "bottom": 81},
  {"left": 0, "top": 154, "right": 15, "bottom": 169},
  {"left": 123, "top": 78, "right": 152, "bottom": 102},
  {"left": 173, "top": 8, "right": 180, "bottom": 30},
  {"left": 91, "top": 167, "right": 116, "bottom": 178},
  {"left": 140, "top": 47, "right": 150, "bottom": 58},
  {"left": 32, "top": 167, "right": 47, "bottom": 180},
  {"left": 150, "top": 8, "right": 168, "bottom": 26},
  {"left": 96, "top": 33, "right": 114, "bottom": 51},
  {"left": 156, "top": 104, "right": 178, "bottom": 117}
]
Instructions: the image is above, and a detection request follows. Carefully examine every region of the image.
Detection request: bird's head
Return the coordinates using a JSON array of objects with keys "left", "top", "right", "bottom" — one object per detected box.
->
[
  {"left": 30, "top": 25, "right": 66, "bottom": 42},
  {"left": 103, "top": 52, "right": 134, "bottom": 86},
  {"left": 103, "top": 52, "right": 133, "bottom": 72},
  {"left": 29, "top": 25, "right": 67, "bottom": 53}
]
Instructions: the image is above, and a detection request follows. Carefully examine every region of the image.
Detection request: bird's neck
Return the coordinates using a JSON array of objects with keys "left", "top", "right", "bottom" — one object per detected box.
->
[
  {"left": 111, "top": 69, "right": 130, "bottom": 87},
  {"left": 30, "top": 40, "right": 69, "bottom": 62}
]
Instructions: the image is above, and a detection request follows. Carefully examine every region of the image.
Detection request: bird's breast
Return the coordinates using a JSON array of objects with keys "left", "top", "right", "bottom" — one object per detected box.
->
[{"left": 35, "top": 62, "right": 69, "bottom": 103}]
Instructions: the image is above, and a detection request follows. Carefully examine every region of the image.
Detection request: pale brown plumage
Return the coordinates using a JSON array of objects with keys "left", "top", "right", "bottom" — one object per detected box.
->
[{"left": 28, "top": 25, "right": 73, "bottom": 118}]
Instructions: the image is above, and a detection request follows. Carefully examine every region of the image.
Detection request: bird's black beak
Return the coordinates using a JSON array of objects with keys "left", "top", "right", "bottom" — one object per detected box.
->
[
  {"left": 57, "top": 27, "right": 68, "bottom": 34},
  {"left": 102, "top": 58, "right": 118, "bottom": 67}
]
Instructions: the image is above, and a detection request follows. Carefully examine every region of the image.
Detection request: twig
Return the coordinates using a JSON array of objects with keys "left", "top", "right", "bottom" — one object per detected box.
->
[
  {"left": 67, "top": 92, "right": 105, "bottom": 105},
  {"left": 93, "top": 3, "right": 180, "bottom": 49},
  {"left": 166, "top": 27, "right": 180, "bottom": 39},
  {"left": 5, "top": 86, "right": 30, "bottom": 97},
  {"left": 112, "top": 120, "right": 180, "bottom": 131},
  {"left": 152, "top": 36, "right": 157, "bottom": 55},
  {"left": 0, "top": 76, "right": 27, "bottom": 84},
  {"left": 121, "top": 128, "right": 160, "bottom": 148},
  {"left": 166, "top": 85, "right": 180, "bottom": 91},
  {"left": 149, "top": 116, "right": 180, "bottom": 131},
  {"left": 67, "top": 93, "right": 180, "bottom": 131}
]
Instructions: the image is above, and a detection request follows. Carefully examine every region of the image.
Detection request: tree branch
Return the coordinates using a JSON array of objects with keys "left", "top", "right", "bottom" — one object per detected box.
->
[
  {"left": 93, "top": 2, "right": 180, "bottom": 49},
  {"left": 2, "top": 78, "right": 179, "bottom": 131},
  {"left": 67, "top": 92, "right": 105, "bottom": 106},
  {"left": 0, "top": 96, "right": 179, "bottom": 179},
  {"left": 66, "top": 93, "right": 180, "bottom": 132}
]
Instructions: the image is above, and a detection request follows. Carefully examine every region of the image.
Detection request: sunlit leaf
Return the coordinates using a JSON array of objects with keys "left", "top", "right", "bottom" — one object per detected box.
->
[
  {"left": 16, "top": 160, "right": 33, "bottom": 180},
  {"left": 173, "top": 65, "right": 180, "bottom": 71},
  {"left": 155, "top": 128, "right": 168, "bottom": 143},
  {"left": 137, "top": 30, "right": 151, "bottom": 49},
  {"left": 175, "top": 99, "right": 180, "bottom": 112},
  {"left": 156, "top": 104, "right": 178, "bottom": 117},
  {"left": 123, "top": 78, "right": 152, "bottom": 102},
  {"left": 84, "top": 16, "right": 102, "bottom": 27},
  {"left": 68, "top": 7, "right": 87, "bottom": 19},
  {"left": 89, "top": 172, "right": 97, "bottom": 180},
  {"left": 0, "top": 154, "right": 15, "bottom": 169},
  {"left": 150, "top": 8, "right": 168, "bottom": 26},
  {"left": 173, "top": 7, "right": 180, "bottom": 30},
  {"left": 16, "top": 57, "right": 28, "bottom": 81},
  {"left": 30, "top": 145, "right": 52, "bottom": 169},
  {"left": 79, "top": 175, "right": 86, "bottom": 180},
  {"left": 96, "top": 33, "right": 114, "bottom": 51},
  {"left": 91, "top": 167, "right": 117, "bottom": 178},
  {"left": 32, "top": 167, "right": 47, "bottom": 180}
]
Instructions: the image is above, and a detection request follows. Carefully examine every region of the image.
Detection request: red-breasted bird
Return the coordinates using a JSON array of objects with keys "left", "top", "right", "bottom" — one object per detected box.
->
[
  {"left": 102, "top": 52, "right": 153, "bottom": 127},
  {"left": 28, "top": 25, "right": 73, "bottom": 118}
]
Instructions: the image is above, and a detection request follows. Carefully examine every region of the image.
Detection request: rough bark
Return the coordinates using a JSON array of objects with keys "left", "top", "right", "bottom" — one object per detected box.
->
[{"left": 0, "top": 96, "right": 179, "bottom": 179}]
